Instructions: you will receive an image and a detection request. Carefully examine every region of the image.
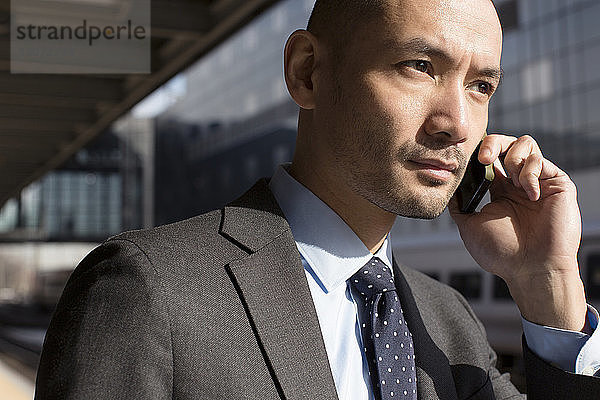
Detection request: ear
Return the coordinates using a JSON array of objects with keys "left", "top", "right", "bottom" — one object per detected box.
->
[{"left": 284, "top": 29, "right": 318, "bottom": 110}]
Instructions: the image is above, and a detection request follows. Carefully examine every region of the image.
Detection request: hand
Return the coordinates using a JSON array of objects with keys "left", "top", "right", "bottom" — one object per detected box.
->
[{"left": 449, "top": 134, "right": 587, "bottom": 331}]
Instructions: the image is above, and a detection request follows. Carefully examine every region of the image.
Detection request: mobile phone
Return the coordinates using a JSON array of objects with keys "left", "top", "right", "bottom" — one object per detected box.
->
[{"left": 456, "top": 142, "right": 495, "bottom": 213}]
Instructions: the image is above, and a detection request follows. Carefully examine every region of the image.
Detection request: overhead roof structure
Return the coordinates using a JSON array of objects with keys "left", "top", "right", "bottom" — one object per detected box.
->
[{"left": 0, "top": 0, "right": 281, "bottom": 208}]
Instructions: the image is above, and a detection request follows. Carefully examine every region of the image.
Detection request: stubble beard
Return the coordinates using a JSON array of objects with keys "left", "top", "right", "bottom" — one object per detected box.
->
[
  {"left": 336, "top": 122, "right": 468, "bottom": 220},
  {"left": 328, "top": 72, "right": 467, "bottom": 219}
]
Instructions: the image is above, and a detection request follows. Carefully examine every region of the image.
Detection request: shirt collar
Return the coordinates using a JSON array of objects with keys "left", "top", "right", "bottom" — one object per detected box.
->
[{"left": 268, "top": 163, "right": 393, "bottom": 293}]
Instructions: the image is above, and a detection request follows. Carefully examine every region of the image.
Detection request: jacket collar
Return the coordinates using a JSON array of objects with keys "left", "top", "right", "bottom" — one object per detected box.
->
[
  {"left": 221, "top": 178, "right": 339, "bottom": 400},
  {"left": 221, "top": 178, "right": 289, "bottom": 253}
]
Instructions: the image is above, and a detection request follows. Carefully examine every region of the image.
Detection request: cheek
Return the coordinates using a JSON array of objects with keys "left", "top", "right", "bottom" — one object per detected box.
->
[{"left": 367, "top": 82, "right": 429, "bottom": 146}]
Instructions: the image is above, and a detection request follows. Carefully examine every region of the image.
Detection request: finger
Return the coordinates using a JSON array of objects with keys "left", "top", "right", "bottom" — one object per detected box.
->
[
  {"left": 519, "top": 155, "right": 563, "bottom": 201},
  {"left": 502, "top": 135, "right": 542, "bottom": 188},
  {"left": 536, "top": 157, "right": 562, "bottom": 180},
  {"left": 479, "top": 134, "right": 518, "bottom": 165},
  {"left": 488, "top": 162, "right": 528, "bottom": 202},
  {"left": 493, "top": 157, "right": 508, "bottom": 178},
  {"left": 487, "top": 158, "right": 510, "bottom": 202},
  {"left": 489, "top": 154, "right": 540, "bottom": 203},
  {"left": 518, "top": 153, "right": 543, "bottom": 201}
]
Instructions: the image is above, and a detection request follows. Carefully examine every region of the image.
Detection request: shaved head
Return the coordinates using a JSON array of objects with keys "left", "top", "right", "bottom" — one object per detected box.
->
[
  {"left": 307, "top": 0, "right": 384, "bottom": 33},
  {"left": 307, "top": 0, "right": 384, "bottom": 61},
  {"left": 307, "top": 0, "right": 497, "bottom": 57}
]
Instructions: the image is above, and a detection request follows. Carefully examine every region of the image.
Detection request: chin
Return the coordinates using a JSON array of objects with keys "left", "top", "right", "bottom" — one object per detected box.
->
[
  {"left": 395, "top": 200, "right": 447, "bottom": 219},
  {"left": 351, "top": 171, "right": 456, "bottom": 219},
  {"left": 403, "top": 206, "right": 447, "bottom": 220},
  {"left": 370, "top": 189, "right": 450, "bottom": 220}
]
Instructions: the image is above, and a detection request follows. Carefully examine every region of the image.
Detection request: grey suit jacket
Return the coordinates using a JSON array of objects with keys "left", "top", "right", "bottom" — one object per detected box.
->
[{"left": 35, "top": 179, "right": 600, "bottom": 399}]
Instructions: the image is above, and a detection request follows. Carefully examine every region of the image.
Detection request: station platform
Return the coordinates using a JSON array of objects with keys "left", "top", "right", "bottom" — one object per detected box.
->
[{"left": 0, "top": 355, "right": 34, "bottom": 400}]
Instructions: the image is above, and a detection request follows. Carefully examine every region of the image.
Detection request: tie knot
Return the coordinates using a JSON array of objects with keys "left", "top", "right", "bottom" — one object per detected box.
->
[{"left": 349, "top": 257, "right": 395, "bottom": 297}]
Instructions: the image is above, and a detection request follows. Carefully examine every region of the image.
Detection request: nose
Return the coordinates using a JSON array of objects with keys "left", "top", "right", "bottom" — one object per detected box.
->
[{"left": 422, "top": 82, "right": 470, "bottom": 144}]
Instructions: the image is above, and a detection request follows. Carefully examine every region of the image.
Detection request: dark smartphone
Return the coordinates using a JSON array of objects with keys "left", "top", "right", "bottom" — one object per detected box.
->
[{"left": 456, "top": 142, "right": 495, "bottom": 213}]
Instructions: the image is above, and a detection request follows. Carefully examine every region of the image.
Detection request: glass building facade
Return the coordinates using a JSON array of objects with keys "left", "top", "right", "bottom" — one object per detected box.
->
[
  {"left": 490, "top": 0, "right": 600, "bottom": 170},
  {"left": 153, "top": 0, "right": 315, "bottom": 224},
  {"left": 0, "top": 130, "right": 144, "bottom": 242}
]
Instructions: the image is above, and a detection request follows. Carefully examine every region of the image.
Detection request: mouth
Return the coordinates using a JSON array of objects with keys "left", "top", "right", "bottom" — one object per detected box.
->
[{"left": 407, "top": 158, "right": 459, "bottom": 182}]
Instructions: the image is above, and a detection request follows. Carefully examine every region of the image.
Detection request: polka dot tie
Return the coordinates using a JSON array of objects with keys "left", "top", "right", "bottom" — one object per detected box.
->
[{"left": 350, "top": 257, "right": 417, "bottom": 400}]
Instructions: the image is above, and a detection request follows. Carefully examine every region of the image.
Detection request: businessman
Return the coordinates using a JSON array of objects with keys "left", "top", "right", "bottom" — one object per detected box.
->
[{"left": 36, "top": 0, "right": 600, "bottom": 399}]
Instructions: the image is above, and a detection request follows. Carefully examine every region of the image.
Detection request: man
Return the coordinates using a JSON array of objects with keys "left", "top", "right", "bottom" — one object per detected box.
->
[{"left": 35, "top": 0, "right": 600, "bottom": 399}]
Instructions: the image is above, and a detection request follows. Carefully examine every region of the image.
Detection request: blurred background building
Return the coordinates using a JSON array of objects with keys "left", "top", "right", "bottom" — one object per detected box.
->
[{"left": 0, "top": 0, "right": 599, "bottom": 396}]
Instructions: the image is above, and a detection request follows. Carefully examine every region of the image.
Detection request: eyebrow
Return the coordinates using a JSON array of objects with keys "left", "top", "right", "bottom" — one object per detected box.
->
[
  {"left": 479, "top": 67, "right": 504, "bottom": 86},
  {"left": 386, "top": 36, "right": 504, "bottom": 85},
  {"left": 389, "top": 37, "right": 453, "bottom": 63}
]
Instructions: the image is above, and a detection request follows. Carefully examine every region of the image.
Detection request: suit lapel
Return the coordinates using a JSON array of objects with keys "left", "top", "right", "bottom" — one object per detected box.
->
[
  {"left": 222, "top": 179, "right": 339, "bottom": 400},
  {"left": 392, "top": 258, "right": 458, "bottom": 400}
]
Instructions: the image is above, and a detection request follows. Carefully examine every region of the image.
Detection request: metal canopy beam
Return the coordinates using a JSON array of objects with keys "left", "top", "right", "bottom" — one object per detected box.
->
[
  {"left": 151, "top": 1, "right": 214, "bottom": 38},
  {"left": 0, "top": 0, "right": 282, "bottom": 208}
]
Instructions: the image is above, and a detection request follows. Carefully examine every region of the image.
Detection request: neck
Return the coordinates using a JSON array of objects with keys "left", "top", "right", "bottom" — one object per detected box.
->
[{"left": 288, "top": 158, "right": 396, "bottom": 254}]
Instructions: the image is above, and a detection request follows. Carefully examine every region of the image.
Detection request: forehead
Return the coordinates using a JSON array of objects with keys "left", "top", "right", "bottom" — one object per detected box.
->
[{"left": 372, "top": 0, "right": 502, "bottom": 63}]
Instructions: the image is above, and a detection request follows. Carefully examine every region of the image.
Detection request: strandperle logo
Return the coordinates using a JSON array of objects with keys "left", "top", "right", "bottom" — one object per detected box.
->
[
  {"left": 11, "top": 0, "right": 150, "bottom": 74},
  {"left": 15, "top": 19, "right": 147, "bottom": 46}
]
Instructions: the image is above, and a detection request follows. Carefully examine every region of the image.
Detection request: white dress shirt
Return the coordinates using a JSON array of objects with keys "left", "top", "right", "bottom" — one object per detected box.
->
[{"left": 268, "top": 163, "right": 599, "bottom": 399}]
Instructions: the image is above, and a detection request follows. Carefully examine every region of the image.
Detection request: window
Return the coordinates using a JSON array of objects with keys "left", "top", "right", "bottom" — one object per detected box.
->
[
  {"left": 497, "top": 0, "right": 519, "bottom": 32},
  {"left": 244, "top": 156, "right": 259, "bottom": 183},
  {"left": 449, "top": 272, "right": 482, "bottom": 300},
  {"left": 273, "top": 8, "right": 287, "bottom": 31},
  {"left": 521, "top": 59, "right": 554, "bottom": 104},
  {"left": 272, "top": 145, "right": 289, "bottom": 168}
]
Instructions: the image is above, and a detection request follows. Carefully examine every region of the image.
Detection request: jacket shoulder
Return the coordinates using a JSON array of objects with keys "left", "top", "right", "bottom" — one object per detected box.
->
[
  {"left": 92, "top": 208, "right": 246, "bottom": 277},
  {"left": 113, "top": 208, "right": 223, "bottom": 248}
]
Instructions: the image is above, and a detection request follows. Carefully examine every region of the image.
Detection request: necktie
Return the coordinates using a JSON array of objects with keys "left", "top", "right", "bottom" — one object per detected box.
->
[{"left": 350, "top": 257, "right": 417, "bottom": 400}]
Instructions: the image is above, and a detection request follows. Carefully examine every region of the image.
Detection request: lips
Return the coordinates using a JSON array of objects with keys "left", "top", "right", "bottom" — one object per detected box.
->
[{"left": 409, "top": 158, "right": 458, "bottom": 172}]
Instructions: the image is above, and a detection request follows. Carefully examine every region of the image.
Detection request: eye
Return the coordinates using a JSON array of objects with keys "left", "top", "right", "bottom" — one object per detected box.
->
[
  {"left": 469, "top": 81, "right": 496, "bottom": 96},
  {"left": 399, "top": 60, "right": 434, "bottom": 77}
]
